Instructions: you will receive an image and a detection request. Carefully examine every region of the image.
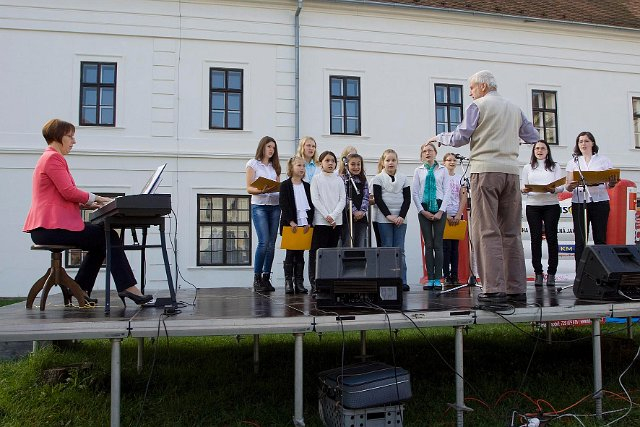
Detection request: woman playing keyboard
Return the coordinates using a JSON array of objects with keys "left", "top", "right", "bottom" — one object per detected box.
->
[{"left": 23, "top": 119, "right": 152, "bottom": 306}]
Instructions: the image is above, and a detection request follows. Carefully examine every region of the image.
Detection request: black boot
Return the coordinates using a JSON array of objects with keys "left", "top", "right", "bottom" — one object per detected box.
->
[
  {"left": 284, "top": 263, "right": 294, "bottom": 294},
  {"left": 293, "top": 262, "right": 308, "bottom": 294},
  {"left": 253, "top": 273, "right": 268, "bottom": 293},
  {"left": 262, "top": 272, "right": 275, "bottom": 292}
]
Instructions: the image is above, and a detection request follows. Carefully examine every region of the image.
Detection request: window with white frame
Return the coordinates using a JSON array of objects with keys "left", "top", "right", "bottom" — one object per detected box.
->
[
  {"left": 330, "top": 76, "right": 361, "bottom": 135},
  {"left": 532, "top": 90, "right": 558, "bottom": 144},
  {"left": 197, "top": 195, "right": 251, "bottom": 266},
  {"left": 633, "top": 97, "right": 640, "bottom": 148},
  {"left": 80, "top": 62, "right": 117, "bottom": 126},
  {"left": 434, "top": 84, "right": 464, "bottom": 134},
  {"left": 210, "top": 68, "right": 243, "bottom": 129}
]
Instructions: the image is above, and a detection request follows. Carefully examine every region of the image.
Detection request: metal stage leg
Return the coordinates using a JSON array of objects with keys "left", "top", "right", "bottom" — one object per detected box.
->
[
  {"left": 360, "top": 330, "right": 366, "bottom": 358},
  {"left": 111, "top": 338, "right": 122, "bottom": 427},
  {"left": 546, "top": 322, "right": 552, "bottom": 344},
  {"left": 455, "top": 326, "right": 465, "bottom": 427},
  {"left": 627, "top": 317, "right": 633, "bottom": 340},
  {"left": 592, "top": 319, "right": 603, "bottom": 420},
  {"left": 137, "top": 337, "right": 144, "bottom": 373},
  {"left": 293, "top": 333, "right": 305, "bottom": 426},
  {"left": 253, "top": 334, "right": 260, "bottom": 374}
]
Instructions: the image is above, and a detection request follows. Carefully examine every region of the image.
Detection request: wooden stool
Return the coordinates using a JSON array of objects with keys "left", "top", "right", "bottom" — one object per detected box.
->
[{"left": 26, "top": 245, "right": 87, "bottom": 310}]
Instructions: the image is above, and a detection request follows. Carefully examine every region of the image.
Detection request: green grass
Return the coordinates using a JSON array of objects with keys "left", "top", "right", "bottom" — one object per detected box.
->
[
  {"left": 0, "top": 323, "right": 639, "bottom": 426},
  {"left": 0, "top": 298, "right": 25, "bottom": 308}
]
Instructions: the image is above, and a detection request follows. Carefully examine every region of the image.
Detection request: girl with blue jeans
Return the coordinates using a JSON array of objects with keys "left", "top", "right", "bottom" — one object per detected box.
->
[
  {"left": 372, "top": 149, "right": 411, "bottom": 291},
  {"left": 246, "top": 136, "right": 281, "bottom": 292}
]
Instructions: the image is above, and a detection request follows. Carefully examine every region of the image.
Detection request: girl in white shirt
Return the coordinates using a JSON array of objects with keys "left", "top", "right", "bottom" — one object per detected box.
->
[
  {"left": 412, "top": 142, "right": 451, "bottom": 289},
  {"left": 565, "top": 131, "right": 618, "bottom": 269},
  {"left": 309, "top": 151, "right": 346, "bottom": 292},
  {"left": 521, "top": 140, "right": 564, "bottom": 286},
  {"left": 441, "top": 153, "right": 468, "bottom": 286},
  {"left": 246, "top": 136, "right": 281, "bottom": 292},
  {"left": 372, "top": 149, "right": 411, "bottom": 291}
]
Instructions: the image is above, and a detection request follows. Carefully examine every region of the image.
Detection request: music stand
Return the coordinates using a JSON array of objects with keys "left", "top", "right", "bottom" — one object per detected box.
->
[
  {"left": 439, "top": 158, "right": 480, "bottom": 295},
  {"left": 342, "top": 157, "right": 360, "bottom": 248}
]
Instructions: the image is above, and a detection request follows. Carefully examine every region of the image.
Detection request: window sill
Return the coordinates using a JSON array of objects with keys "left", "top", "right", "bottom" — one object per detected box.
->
[
  {"left": 200, "top": 128, "right": 252, "bottom": 133},
  {"left": 322, "top": 134, "right": 370, "bottom": 140}
]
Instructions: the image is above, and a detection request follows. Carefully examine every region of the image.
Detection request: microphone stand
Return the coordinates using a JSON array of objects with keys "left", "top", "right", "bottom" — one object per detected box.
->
[
  {"left": 344, "top": 160, "right": 360, "bottom": 248},
  {"left": 439, "top": 157, "right": 480, "bottom": 295},
  {"left": 558, "top": 156, "right": 591, "bottom": 293}
]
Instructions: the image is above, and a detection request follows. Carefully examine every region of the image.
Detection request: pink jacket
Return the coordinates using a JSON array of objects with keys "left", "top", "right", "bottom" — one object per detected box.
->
[{"left": 23, "top": 147, "right": 90, "bottom": 232}]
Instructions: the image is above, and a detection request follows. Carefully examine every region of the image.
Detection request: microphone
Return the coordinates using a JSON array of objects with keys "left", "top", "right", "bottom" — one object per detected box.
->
[
  {"left": 454, "top": 153, "right": 469, "bottom": 161},
  {"left": 572, "top": 154, "right": 579, "bottom": 163},
  {"left": 342, "top": 156, "right": 349, "bottom": 166}
]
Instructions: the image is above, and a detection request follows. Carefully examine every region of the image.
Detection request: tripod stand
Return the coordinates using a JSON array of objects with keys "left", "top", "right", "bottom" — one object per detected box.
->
[{"left": 439, "top": 157, "right": 481, "bottom": 295}]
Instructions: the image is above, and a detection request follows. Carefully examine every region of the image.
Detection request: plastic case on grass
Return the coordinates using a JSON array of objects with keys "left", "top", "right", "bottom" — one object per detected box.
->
[
  {"left": 318, "top": 362, "right": 412, "bottom": 409},
  {"left": 318, "top": 392, "right": 405, "bottom": 427}
]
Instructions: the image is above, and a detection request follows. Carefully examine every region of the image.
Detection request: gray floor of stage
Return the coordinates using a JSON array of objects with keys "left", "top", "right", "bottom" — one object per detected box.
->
[{"left": 2, "top": 282, "right": 639, "bottom": 345}]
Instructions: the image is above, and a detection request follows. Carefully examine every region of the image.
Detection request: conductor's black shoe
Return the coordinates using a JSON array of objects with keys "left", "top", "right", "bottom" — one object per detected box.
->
[
  {"left": 402, "top": 284, "right": 410, "bottom": 292},
  {"left": 507, "top": 293, "right": 527, "bottom": 303},
  {"left": 477, "top": 292, "right": 507, "bottom": 303}
]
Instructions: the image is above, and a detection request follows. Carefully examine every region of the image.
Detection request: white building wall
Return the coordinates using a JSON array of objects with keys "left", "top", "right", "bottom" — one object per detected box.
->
[{"left": 1, "top": 0, "right": 639, "bottom": 296}]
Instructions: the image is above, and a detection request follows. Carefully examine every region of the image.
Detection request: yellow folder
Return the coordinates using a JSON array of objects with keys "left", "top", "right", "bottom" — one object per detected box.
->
[
  {"left": 252, "top": 177, "right": 280, "bottom": 193},
  {"left": 443, "top": 220, "right": 467, "bottom": 240},
  {"left": 281, "top": 226, "right": 314, "bottom": 250},
  {"left": 524, "top": 177, "right": 566, "bottom": 193},
  {"left": 571, "top": 169, "right": 619, "bottom": 186}
]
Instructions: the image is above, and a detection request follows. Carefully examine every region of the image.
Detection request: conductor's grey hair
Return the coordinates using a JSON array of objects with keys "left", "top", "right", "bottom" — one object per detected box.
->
[{"left": 469, "top": 70, "right": 497, "bottom": 90}]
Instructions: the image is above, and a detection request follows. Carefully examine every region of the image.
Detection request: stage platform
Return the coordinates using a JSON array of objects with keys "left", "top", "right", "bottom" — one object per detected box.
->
[{"left": 1, "top": 283, "right": 639, "bottom": 426}]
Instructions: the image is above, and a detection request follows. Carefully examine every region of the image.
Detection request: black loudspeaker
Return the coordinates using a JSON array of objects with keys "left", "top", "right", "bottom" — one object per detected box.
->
[
  {"left": 315, "top": 247, "right": 403, "bottom": 309},
  {"left": 573, "top": 245, "right": 640, "bottom": 300}
]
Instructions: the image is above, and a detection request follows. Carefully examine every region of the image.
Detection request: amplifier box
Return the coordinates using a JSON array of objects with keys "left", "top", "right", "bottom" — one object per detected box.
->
[
  {"left": 315, "top": 247, "right": 402, "bottom": 309},
  {"left": 574, "top": 245, "right": 640, "bottom": 300}
]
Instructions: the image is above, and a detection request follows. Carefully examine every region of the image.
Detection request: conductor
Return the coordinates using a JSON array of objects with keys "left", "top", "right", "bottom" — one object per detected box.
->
[{"left": 429, "top": 70, "right": 539, "bottom": 303}]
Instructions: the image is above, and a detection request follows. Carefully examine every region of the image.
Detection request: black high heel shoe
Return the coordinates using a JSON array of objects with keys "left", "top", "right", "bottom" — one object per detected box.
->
[
  {"left": 118, "top": 290, "right": 153, "bottom": 306},
  {"left": 82, "top": 292, "right": 98, "bottom": 305}
]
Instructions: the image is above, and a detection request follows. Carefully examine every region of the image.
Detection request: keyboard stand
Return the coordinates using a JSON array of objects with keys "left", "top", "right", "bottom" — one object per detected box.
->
[{"left": 102, "top": 216, "right": 177, "bottom": 314}]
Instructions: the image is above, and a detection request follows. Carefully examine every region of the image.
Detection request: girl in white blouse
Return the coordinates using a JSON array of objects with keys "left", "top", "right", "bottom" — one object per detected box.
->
[
  {"left": 521, "top": 140, "right": 564, "bottom": 286},
  {"left": 565, "top": 131, "right": 618, "bottom": 269}
]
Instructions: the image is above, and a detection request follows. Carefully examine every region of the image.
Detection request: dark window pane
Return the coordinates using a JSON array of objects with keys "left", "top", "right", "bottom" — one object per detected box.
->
[
  {"left": 544, "top": 112, "right": 556, "bottom": 127},
  {"left": 532, "top": 91, "right": 543, "bottom": 109},
  {"left": 100, "top": 88, "right": 114, "bottom": 106},
  {"left": 101, "top": 65, "right": 116, "bottom": 84},
  {"left": 83, "top": 87, "right": 97, "bottom": 106},
  {"left": 346, "top": 118, "right": 358, "bottom": 134},
  {"left": 331, "top": 99, "right": 343, "bottom": 116},
  {"left": 100, "top": 107, "right": 114, "bottom": 125},
  {"left": 544, "top": 92, "right": 556, "bottom": 109},
  {"left": 212, "top": 111, "right": 225, "bottom": 128},
  {"left": 212, "top": 70, "right": 225, "bottom": 89},
  {"left": 449, "top": 86, "right": 462, "bottom": 104},
  {"left": 227, "top": 112, "right": 241, "bottom": 129},
  {"left": 331, "top": 117, "right": 343, "bottom": 134},
  {"left": 227, "top": 93, "right": 241, "bottom": 111},
  {"left": 82, "top": 64, "right": 98, "bottom": 83},
  {"left": 346, "top": 79, "right": 359, "bottom": 97},
  {"left": 345, "top": 100, "right": 358, "bottom": 117},
  {"left": 228, "top": 71, "right": 242, "bottom": 90},
  {"left": 435, "top": 85, "right": 447, "bottom": 103},
  {"left": 546, "top": 128, "right": 556, "bottom": 145},
  {"left": 212, "top": 92, "right": 225, "bottom": 110},
  {"left": 82, "top": 107, "right": 97, "bottom": 124},
  {"left": 533, "top": 112, "right": 543, "bottom": 127},
  {"left": 330, "top": 78, "right": 342, "bottom": 96},
  {"left": 450, "top": 107, "right": 461, "bottom": 124}
]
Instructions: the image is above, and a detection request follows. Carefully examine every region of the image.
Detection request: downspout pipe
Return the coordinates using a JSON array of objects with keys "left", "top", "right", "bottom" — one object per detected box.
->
[{"left": 294, "top": 0, "right": 303, "bottom": 150}]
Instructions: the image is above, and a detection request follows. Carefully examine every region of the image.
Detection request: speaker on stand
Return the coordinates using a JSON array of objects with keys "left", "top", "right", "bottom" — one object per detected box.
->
[
  {"left": 315, "top": 247, "right": 403, "bottom": 309},
  {"left": 573, "top": 245, "right": 640, "bottom": 300}
]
